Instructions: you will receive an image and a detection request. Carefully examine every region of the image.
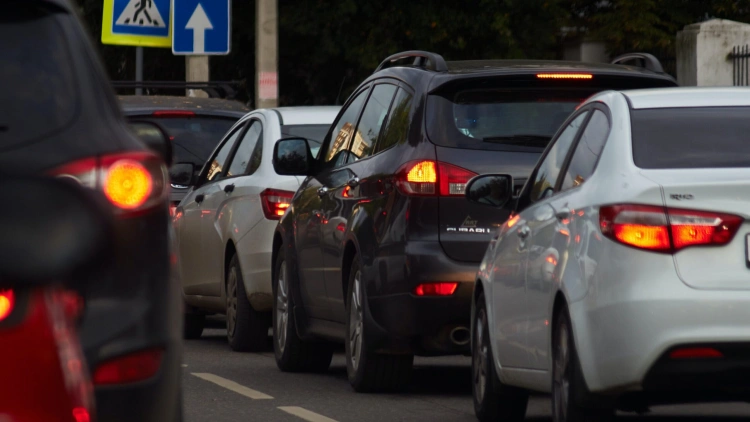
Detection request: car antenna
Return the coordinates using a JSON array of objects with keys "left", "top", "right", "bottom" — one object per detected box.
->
[{"left": 335, "top": 73, "right": 348, "bottom": 105}]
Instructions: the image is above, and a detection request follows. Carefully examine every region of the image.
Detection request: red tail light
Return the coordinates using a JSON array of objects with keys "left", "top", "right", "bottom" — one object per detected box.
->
[
  {"left": 396, "top": 160, "right": 477, "bottom": 197},
  {"left": 50, "top": 152, "right": 167, "bottom": 216},
  {"left": 0, "top": 290, "right": 14, "bottom": 321},
  {"left": 260, "top": 189, "right": 294, "bottom": 220},
  {"left": 93, "top": 348, "right": 164, "bottom": 385},
  {"left": 669, "top": 347, "right": 723, "bottom": 359},
  {"left": 72, "top": 407, "right": 91, "bottom": 422},
  {"left": 152, "top": 110, "right": 196, "bottom": 117},
  {"left": 414, "top": 282, "right": 459, "bottom": 296},
  {"left": 600, "top": 205, "right": 742, "bottom": 253}
]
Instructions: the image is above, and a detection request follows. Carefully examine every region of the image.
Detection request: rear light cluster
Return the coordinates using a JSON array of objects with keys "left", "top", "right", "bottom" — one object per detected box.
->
[
  {"left": 93, "top": 348, "right": 164, "bottom": 385},
  {"left": 396, "top": 160, "right": 477, "bottom": 197},
  {"left": 50, "top": 152, "right": 168, "bottom": 216},
  {"left": 260, "top": 189, "right": 294, "bottom": 220},
  {"left": 414, "top": 282, "right": 459, "bottom": 296},
  {"left": 599, "top": 205, "right": 743, "bottom": 253},
  {"left": 0, "top": 290, "right": 14, "bottom": 321},
  {"left": 669, "top": 347, "right": 723, "bottom": 359}
]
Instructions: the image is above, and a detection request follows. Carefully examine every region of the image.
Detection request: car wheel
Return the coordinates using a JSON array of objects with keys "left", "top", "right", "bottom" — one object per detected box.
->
[
  {"left": 184, "top": 313, "right": 205, "bottom": 340},
  {"left": 226, "top": 254, "right": 270, "bottom": 352},
  {"left": 273, "top": 246, "right": 334, "bottom": 372},
  {"left": 472, "top": 291, "right": 528, "bottom": 422},
  {"left": 553, "top": 305, "right": 614, "bottom": 422},
  {"left": 345, "top": 255, "right": 413, "bottom": 393}
]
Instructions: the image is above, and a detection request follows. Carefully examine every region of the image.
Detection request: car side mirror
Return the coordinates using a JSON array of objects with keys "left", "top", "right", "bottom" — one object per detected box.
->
[
  {"left": 170, "top": 162, "right": 197, "bottom": 187},
  {"left": 129, "top": 121, "right": 173, "bottom": 167},
  {"left": 273, "top": 137, "right": 313, "bottom": 176},
  {"left": 465, "top": 174, "right": 514, "bottom": 208}
]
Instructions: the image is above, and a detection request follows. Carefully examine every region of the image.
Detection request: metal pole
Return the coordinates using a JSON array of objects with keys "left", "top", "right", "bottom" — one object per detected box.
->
[
  {"left": 256, "top": 0, "right": 278, "bottom": 108},
  {"left": 135, "top": 47, "right": 144, "bottom": 95}
]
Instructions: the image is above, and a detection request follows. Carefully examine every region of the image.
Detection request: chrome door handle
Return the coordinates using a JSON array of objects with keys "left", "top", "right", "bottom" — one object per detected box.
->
[
  {"left": 317, "top": 187, "right": 329, "bottom": 197},
  {"left": 347, "top": 177, "right": 360, "bottom": 188},
  {"left": 517, "top": 225, "right": 530, "bottom": 239},
  {"left": 223, "top": 183, "right": 235, "bottom": 194},
  {"left": 556, "top": 208, "right": 571, "bottom": 221}
]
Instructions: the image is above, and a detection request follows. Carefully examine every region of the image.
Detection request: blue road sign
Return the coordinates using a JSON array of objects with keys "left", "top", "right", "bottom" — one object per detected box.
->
[
  {"left": 103, "top": 0, "right": 172, "bottom": 47},
  {"left": 172, "top": 0, "right": 231, "bottom": 55}
]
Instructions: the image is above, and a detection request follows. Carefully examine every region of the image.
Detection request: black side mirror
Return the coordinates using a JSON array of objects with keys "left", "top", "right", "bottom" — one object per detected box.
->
[
  {"left": 170, "top": 162, "right": 197, "bottom": 187},
  {"left": 465, "top": 174, "right": 514, "bottom": 208},
  {"left": 273, "top": 137, "right": 313, "bottom": 176},
  {"left": 129, "top": 121, "right": 173, "bottom": 167}
]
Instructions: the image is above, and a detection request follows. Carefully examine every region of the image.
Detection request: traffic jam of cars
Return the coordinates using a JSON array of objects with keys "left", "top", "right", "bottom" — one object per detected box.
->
[{"left": 3, "top": 1, "right": 750, "bottom": 422}]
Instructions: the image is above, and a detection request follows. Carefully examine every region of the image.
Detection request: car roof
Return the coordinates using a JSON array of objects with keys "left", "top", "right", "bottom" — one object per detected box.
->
[
  {"left": 272, "top": 106, "right": 341, "bottom": 125},
  {"left": 118, "top": 95, "right": 250, "bottom": 118},
  {"left": 445, "top": 59, "right": 668, "bottom": 77},
  {"left": 622, "top": 87, "right": 750, "bottom": 109}
]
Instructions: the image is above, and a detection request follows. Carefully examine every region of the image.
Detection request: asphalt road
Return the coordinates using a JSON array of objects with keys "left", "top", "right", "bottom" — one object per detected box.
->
[{"left": 183, "top": 322, "right": 750, "bottom": 422}]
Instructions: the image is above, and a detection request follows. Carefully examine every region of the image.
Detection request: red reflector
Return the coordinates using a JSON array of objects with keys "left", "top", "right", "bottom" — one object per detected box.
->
[
  {"left": 669, "top": 347, "right": 723, "bottom": 359},
  {"left": 72, "top": 407, "right": 91, "bottom": 422},
  {"left": 414, "top": 282, "right": 459, "bottom": 296},
  {"left": 152, "top": 110, "right": 196, "bottom": 117},
  {"left": 93, "top": 348, "right": 164, "bottom": 385},
  {"left": 260, "top": 189, "right": 294, "bottom": 220},
  {"left": 537, "top": 73, "right": 593, "bottom": 79},
  {"left": 0, "top": 290, "right": 14, "bottom": 321}
]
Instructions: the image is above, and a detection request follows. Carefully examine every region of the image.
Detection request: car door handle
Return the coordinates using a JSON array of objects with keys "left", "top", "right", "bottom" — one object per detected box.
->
[
  {"left": 224, "top": 184, "right": 235, "bottom": 194},
  {"left": 317, "top": 187, "right": 329, "bottom": 197},
  {"left": 195, "top": 194, "right": 205, "bottom": 204},
  {"left": 517, "top": 225, "right": 530, "bottom": 239},
  {"left": 556, "top": 208, "right": 571, "bottom": 221},
  {"left": 347, "top": 177, "right": 360, "bottom": 188}
]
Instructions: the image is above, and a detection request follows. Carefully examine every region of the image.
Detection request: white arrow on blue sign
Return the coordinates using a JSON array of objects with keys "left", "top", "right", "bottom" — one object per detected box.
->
[{"left": 172, "top": 0, "right": 231, "bottom": 55}]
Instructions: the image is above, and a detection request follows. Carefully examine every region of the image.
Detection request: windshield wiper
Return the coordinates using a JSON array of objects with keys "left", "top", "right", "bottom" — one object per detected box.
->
[{"left": 483, "top": 134, "right": 550, "bottom": 147}]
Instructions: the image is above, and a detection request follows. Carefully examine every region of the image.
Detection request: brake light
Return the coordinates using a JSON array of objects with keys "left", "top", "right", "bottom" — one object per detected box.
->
[
  {"left": 72, "top": 407, "right": 91, "bottom": 422},
  {"left": 414, "top": 282, "right": 459, "bottom": 296},
  {"left": 152, "top": 110, "right": 196, "bottom": 117},
  {"left": 396, "top": 160, "right": 477, "bottom": 197},
  {"left": 599, "top": 205, "right": 742, "bottom": 253},
  {"left": 260, "top": 189, "right": 294, "bottom": 220},
  {"left": 93, "top": 348, "right": 164, "bottom": 385},
  {"left": 669, "top": 347, "right": 723, "bottom": 359},
  {"left": 537, "top": 73, "right": 593, "bottom": 80},
  {"left": 0, "top": 290, "right": 14, "bottom": 321},
  {"left": 49, "top": 152, "right": 167, "bottom": 216}
]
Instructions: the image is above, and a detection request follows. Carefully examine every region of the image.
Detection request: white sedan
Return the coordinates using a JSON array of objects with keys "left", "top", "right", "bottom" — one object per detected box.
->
[
  {"left": 172, "top": 106, "right": 339, "bottom": 351},
  {"left": 467, "top": 87, "right": 750, "bottom": 421}
]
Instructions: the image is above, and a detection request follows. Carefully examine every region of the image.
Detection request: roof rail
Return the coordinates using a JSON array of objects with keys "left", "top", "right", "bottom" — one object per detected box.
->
[
  {"left": 610, "top": 53, "right": 665, "bottom": 74},
  {"left": 375, "top": 50, "right": 448, "bottom": 73},
  {"left": 111, "top": 81, "right": 241, "bottom": 99}
]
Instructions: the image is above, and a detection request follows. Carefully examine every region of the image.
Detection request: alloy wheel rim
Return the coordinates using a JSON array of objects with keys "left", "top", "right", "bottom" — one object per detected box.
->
[
  {"left": 553, "top": 321, "right": 570, "bottom": 421},
  {"left": 226, "top": 267, "right": 238, "bottom": 340},
  {"left": 473, "top": 309, "right": 488, "bottom": 403},
  {"left": 276, "top": 262, "right": 289, "bottom": 354},
  {"left": 349, "top": 270, "right": 364, "bottom": 371}
]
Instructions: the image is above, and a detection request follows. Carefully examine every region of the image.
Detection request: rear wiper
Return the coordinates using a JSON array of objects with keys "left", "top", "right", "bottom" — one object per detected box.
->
[{"left": 483, "top": 134, "right": 550, "bottom": 147}]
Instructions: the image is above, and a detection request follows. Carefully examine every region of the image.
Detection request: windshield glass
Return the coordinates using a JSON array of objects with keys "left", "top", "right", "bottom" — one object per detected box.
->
[{"left": 281, "top": 124, "right": 331, "bottom": 158}]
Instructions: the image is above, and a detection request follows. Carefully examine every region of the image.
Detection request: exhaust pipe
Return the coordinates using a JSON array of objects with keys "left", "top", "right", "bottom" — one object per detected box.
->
[{"left": 449, "top": 326, "right": 470, "bottom": 346}]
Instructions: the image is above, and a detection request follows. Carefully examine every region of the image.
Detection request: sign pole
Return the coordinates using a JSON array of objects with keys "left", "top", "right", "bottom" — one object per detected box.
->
[
  {"left": 256, "top": 0, "right": 278, "bottom": 108},
  {"left": 135, "top": 46, "right": 144, "bottom": 95}
]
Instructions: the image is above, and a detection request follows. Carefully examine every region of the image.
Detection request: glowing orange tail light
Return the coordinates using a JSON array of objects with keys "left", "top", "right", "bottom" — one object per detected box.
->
[
  {"left": 260, "top": 189, "right": 295, "bottom": 220},
  {"left": 397, "top": 160, "right": 477, "bottom": 197},
  {"left": 104, "top": 160, "right": 153, "bottom": 209},
  {"left": 536, "top": 73, "right": 593, "bottom": 80},
  {"left": 406, "top": 161, "right": 437, "bottom": 183},
  {"left": 0, "top": 290, "right": 14, "bottom": 321}
]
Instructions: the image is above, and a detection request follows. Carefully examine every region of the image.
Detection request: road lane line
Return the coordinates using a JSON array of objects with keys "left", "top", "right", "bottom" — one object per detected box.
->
[
  {"left": 191, "top": 373, "right": 274, "bottom": 400},
  {"left": 278, "top": 406, "right": 338, "bottom": 422}
]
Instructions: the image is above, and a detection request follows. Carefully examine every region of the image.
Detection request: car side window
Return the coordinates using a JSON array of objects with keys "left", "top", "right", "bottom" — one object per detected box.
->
[
  {"left": 350, "top": 84, "right": 397, "bottom": 160},
  {"left": 560, "top": 110, "right": 610, "bottom": 192},
  {"left": 321, "top": 89, "right": 368, "bottom": 170},
  {"left": 226, "top": 120, "right": 262, "bottom": 177},
  {"left": 375, "top": 88, "right": 414, "bottom": 154},
  {"left": 529, "top": 112, "right": 588, "bottom": 203},
  {"left": 205, "top": 123, "right": 246, "bottom": 183}
]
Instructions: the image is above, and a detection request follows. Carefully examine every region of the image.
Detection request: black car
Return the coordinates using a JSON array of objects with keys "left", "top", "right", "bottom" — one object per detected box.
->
[
  {"left": 119, "top": 95, "right": 249, "bottom": 212},
  {"left": 270, "top": 50, "right": 677, "bottom": 392},
  {"left": 1, "top": 1, "right": 181, "bottom": 420}
]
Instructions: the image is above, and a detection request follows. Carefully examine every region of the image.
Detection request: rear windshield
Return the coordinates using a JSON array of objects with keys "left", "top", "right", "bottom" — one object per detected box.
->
[
  {"left": 632, "top": 107, "right": 750, "bottom": 169},
  {"left": 0, "top": 5, "right": 77, "bottom": 149},
  {"left": 140, "top": 116, "right": 238, "bottom": 168},
  {"left": 281, "top": 124, "right": 331, "bottom": 158}
]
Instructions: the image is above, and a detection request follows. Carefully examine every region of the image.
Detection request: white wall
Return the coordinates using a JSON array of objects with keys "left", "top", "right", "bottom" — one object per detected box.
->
[
  {"left": 677, "top": 19, "right": 750, "bottom": 86},
  {"left": 563, "top": 40, "right": 609, "bottom": 63}
]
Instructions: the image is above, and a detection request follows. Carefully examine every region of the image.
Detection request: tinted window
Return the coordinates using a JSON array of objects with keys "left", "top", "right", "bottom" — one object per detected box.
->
[
  {"left": 227, "top": 121, "right": 262, "bottom": 177},
  {"left": 323, "top": 90, "right": 367, "bottom": 168},
  {"left": 376, "top": 88, "right": 413, "bottom": 154},
  {"left": 0, "top": 6, "right": 77, "bottom": 148},
  {"left": 351, "top": 84, "right": 397, "bottom": 160},
  {"left": 281, "top": 124, "right": 331, "bottom": 158},
  {"left": 142, "top": 117, "right": 237, "bottom": 169},
  {"left": 632, "top": 107, "right": 750, "bottom": 169},
  {"left": 560, "top": 110, "right": 609, "bottom": 191},
  {"left": 529, "top": 113, "right": 587, "bottom": 202},
  {"left": 206, "top": 124, "right": 244, "bottom": 182}
]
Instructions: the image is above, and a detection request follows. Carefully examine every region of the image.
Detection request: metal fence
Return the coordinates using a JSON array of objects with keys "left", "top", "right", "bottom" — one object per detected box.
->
[{"left": 730, "top": 45, "right": 750, "bottom": 86}]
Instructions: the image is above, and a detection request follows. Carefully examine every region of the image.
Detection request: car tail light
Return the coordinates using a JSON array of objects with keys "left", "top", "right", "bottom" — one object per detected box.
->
[
  {"left": 152, "top": 110, "right": 196, "bottom": 117},
  {"left": 50, "top": 152, "right": 167, "bottom": 217},
  {"left": 72, "top": 407, "right": 91, "bottom": 422},
  {"left": 169, "top": 203, "right": 177, "bottom": 217},
  {"left": 599, "top": 205, "right": 742, "bottom": 253},
  {"left": 396, "top": 160, "right": 477, "bottom": 197},
  {"left": 536, "top": 73, "right": 593, "bottom": 80},
  {"left": 93, "top": 348, "right": 164, "bottom": 385},
  {"left": 669, "top": 347, "right": 723, "bottom": 359},
  {"left": 0, "top": 290, "right": 14, "bottom": 321},
  {"left": 260, "top": 189, "right": 294, "bottom": 220},
  {"left": 414, "top": 282, "right": 459, "bottom": 296}
]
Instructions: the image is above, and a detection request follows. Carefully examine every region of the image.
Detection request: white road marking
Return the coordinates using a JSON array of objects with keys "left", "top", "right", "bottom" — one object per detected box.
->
[
  {"left": 278, "top": 406, "right": 338, "bottom": 422},
  {"left": 191, "top": 373, "right": 273, "bottom": 400}
]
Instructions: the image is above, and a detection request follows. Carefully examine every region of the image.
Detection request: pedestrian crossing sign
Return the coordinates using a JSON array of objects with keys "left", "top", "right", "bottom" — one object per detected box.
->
[{"left": 102, "top": 0, "right": 172, "bottom": 47}]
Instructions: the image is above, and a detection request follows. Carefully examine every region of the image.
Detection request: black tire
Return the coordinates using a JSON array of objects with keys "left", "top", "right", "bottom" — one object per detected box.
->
[
  {"left": 345, "top": 255, "right": 414, "bottom": 393},
  {"left": 184, "top": 313, "right": 205, "bottom": 340},
  {"left": 472, "top": 291, "right": 528, "bottom": 422},
  {"left": 273, "top": 246, "right": 334, "bottom": 372},
  {"left": 226, "top": 254, "right": 270, "bottom": 352},
  {"left": 552, "top": 305, "right": 615, "bottom": 422}
]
